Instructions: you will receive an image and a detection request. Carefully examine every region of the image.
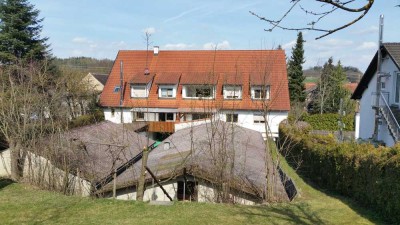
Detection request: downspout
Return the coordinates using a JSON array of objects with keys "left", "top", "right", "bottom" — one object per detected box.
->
[
  {"left": 373, "top": 15, "right": 384, "bottom": 141},
  {"left": 120, "top": 61, "right": 124, "bottom": 123}
]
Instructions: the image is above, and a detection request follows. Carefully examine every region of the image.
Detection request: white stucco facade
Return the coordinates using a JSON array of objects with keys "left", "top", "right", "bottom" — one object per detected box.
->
[
  {"left": 109, "top": 178, "right": 257, "bottom": 205},
  {"left": 104, "top": 108, "right": 288, "bottom": 139},
  {"left": 357, "top": 54, "right": 399, "bottom": 146}
]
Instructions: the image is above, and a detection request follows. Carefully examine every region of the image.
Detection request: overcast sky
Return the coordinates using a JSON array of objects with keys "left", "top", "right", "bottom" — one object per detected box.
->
[{"left": 31, "top": 0, "right": 399, "bottom": 71}]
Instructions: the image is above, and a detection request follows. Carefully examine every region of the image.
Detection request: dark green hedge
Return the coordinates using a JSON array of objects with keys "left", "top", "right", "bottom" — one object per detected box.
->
[
  {"left": 279, "top": 125, "right": 400, "bottom": 224},
  {"left": 301, "top": 113, "right": 354, "bottom": 131},
  {"left": 69, "top": 110, "right": 104, "bottom": 128}
]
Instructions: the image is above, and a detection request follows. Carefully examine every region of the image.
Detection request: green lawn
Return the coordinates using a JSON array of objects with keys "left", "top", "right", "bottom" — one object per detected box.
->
[{"left": 0, "top": 157, "right": 386, "bottom": 225}]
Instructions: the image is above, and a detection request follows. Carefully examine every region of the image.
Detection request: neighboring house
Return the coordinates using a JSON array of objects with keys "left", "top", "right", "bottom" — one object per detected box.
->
[
  {"left": 82, "top": 72, "right": 109, "bottom": 92},
  {"left": 100, "top": 48, "right": 290, "bottom": 139},
  {"left": 305, "top": 82, "right": 358, "bottom": 112},
  {"left": 352, "top": 43, "right": 400, "bottom": 146},
  {"left": 98, "top": 121, "right": 289, "bottom": 204}
]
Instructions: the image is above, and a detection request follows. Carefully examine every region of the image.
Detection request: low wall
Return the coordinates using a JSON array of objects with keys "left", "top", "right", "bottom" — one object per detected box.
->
[
  {"left": 0, "top": 149, "right": 11, "bottom": 177},
  {"left": 0, "top": 149, "right": 91, "bottom": 197}
]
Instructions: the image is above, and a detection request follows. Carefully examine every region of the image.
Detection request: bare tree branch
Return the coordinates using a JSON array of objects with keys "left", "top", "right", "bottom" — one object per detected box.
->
[{"left": 251, "top": 0, "right": 376, "bottom": 39}]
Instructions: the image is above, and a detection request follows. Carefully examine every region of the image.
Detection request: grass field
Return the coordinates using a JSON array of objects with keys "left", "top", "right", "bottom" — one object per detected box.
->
[{"left": 0, "top": 157, "right": 386, "bottom": 225}]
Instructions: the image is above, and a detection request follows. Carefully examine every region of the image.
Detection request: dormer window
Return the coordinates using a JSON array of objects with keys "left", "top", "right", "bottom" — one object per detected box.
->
[
  {"left": 251, "top": 85, "right": 270, "bottom": 100},
  {"left": 223, "top": 85, "right": 242, "bottom": 99},
  {"left": 131, "top": 85, "right": 148, "bottom": 98},
  {"left": 158, "top": 85, "right": 177, "bottom": 98},
  {"left": 183, "top": 85, "right": 215, "bottom": 99}
]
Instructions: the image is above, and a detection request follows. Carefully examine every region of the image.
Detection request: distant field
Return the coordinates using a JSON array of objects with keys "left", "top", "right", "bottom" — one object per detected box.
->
[
  {"left": 304, "top": 77, "right": 318, "bottom": 83},
  {"left": 303, "top": 68, "right": 362, "bottom": 83},
  {"left": 0, "top": 156, "right": 386, "bottom": 225}
]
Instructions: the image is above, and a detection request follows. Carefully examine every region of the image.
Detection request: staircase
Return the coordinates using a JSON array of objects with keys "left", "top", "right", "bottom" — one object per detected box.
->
[{"left": 378, "top": 93, "right": 400, "bottom": 142}]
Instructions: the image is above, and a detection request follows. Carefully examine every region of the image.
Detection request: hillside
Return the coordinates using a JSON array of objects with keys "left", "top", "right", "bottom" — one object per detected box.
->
[
  {"left": 53, "top": 57, "right": 114, "bottom": 74},
  {"left": 0, "top": 155, "right": 386, "bottom": 225},
  {"left": 304, "top": 66, "right": 362, "bottom": 83}
]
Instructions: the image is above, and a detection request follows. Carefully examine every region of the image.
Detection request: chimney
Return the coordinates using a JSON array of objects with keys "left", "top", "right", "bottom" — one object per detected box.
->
[{"left": 153, "top": 46, "right": 159, "bottom": 56}]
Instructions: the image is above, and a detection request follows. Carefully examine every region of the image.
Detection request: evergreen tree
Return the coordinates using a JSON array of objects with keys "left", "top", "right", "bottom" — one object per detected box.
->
[
  {"left": 288, "top": 32, "right": 306, "bottom": 104},
  {"left": 310, "top": 57, "right": 334, "bottom": 114},
  {"left": 310, "top": 58, "right": 353, "bottom": 114},
  {"left": 0, "top": 0, "right": 49, "bottom": 64},
  {"left": 326, "top": 61, "right": 348, "bottom": 112}
]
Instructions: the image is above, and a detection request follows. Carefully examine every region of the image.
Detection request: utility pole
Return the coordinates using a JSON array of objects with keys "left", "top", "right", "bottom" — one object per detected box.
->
[
  {"left": 373, "top": 15, "right": 384, "bottom": 141},
  {"left": 137, "top": 146, "right": 149, "bottom": 201}
]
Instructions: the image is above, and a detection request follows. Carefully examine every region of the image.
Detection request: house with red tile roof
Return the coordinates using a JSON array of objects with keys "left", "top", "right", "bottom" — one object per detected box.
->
[{"left": 100, "top": 48, "right": 290, "bottom": 139}]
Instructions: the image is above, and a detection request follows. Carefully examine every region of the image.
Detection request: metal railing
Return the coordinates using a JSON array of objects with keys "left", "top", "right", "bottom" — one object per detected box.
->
[
  {"left": 379, "top": 92, "right": 400, "bottom": 142},
  {"left": 371, "top": 92, "right": 389, "bottom": 107}
]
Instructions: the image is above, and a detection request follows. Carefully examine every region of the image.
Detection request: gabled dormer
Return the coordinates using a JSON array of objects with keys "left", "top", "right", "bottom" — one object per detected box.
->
[
  {"left": 222, "top": 73, "right": 243, "bottom": 99},
  {"left": 250, "top": 73, "right": 271, "bottom": 100},
  {"left": 180, "top": 72, "right": 218, "bottom": 99},
  {"left": 130, "top": 73, "right": 154, "bottom": 98},
  {"left": 154, "top": 73, "right": 181, "bottom": 99}
]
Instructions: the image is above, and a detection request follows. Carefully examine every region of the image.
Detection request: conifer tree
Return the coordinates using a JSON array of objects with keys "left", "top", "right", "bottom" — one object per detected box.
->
[
  {"left": 311, "top": 57, "right": 334, "bottom": 114},
  {"left": 287, "top": 32, "right": 306, "bottom": 104},
  {"left": 327, "top": 61, "right": 348, "bottom": 111},
  {"left": 0, "top": 0, "right": 49, "bottom": 64},
  {"left": 310, "top": 58, "right": 352, "bottom": 114}
]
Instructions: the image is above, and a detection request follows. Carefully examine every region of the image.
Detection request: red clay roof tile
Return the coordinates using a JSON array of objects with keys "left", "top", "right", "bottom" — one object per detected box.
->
[{"left": 100, "top": 50, "right": 290, "bottom": 111}]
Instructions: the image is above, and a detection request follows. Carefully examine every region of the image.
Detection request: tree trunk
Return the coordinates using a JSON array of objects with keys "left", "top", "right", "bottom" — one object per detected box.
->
[
  {"left": 137, "top": 147, "right": 149, "bottom": 201},
  {"left": 10, "top": 141, "right": 22, "bottom": 181}
]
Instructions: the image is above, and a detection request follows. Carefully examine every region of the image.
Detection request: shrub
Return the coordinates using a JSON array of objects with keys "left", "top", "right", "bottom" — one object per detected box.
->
[
  {"left": 279, "top": 124, "right": 400, "bottom": 224},
  {"left": 69, "top": 110, "right": 104, "bottom": 128},
  {"left": 301, "top": 113, "right": 354, "bottom": 131}
]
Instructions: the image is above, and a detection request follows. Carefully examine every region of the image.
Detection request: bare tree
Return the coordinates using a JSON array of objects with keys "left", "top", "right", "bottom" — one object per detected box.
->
[
  {"left": 0, "top": 60, "right": 98, "bottom": 184},
  {"left": 251, "top": 0, "right": 377, "bottom": 39},
  {"left": 0, "top": 60, "right": 60, "bottom": 180}
]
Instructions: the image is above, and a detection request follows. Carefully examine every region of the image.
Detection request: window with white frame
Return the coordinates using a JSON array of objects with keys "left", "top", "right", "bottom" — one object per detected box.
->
[
  {"left": 131, "top": 85, "right": 147, "bottom": 98},
  {"left": 251, "top": 85, "right": 270, "bottom": 100},
  {"left": 226, "top": 113, "right": 238, "bottom": 123},
  {"left": 184, "top": 85, "right": 214, "bottom": 98},
  {"left": 159, "top": 85, "right": 176, "bottom": 98},
  {"left": 223, "top": 85, "right": 242, "bottom": 99},
  {"left": 253, "top": 113, "right": 265, "bottom": 123},
  {"left": 132, "top": 112, "right": 145, "bottom": 121}
]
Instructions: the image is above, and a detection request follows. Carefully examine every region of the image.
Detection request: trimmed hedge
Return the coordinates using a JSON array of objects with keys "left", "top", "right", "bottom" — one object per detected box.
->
[
  {"left": 280, "top": 124, "right": 400, "bottom": 224},
  {"left": 69, "top": 110, "right": 104, "bottom": 128},
  {"left": 301, "top": 113, "right": 354, "bottom": 131}
]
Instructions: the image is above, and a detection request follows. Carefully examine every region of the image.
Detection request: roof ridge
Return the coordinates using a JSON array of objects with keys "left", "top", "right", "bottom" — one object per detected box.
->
[
  {"left": 118, "top": 49, "right": 283, "bottom": 52},
  {"left": 384, "top": 42, "right": 400, "bottom": 45}
]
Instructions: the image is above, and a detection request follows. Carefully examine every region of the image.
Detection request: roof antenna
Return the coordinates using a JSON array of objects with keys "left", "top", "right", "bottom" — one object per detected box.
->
[
  {"left": 372, "top": 14, "right": 384, "bottom": 141},
  {"left": 144, "top": 31, "right": 152, "bottom": 75}
]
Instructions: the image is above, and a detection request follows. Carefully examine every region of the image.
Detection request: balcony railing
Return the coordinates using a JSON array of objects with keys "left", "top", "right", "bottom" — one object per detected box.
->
[
  {"left": 371, "top": 91, "right": 389, "bottom": 108},
  {"left": 148, "top": 121, "right": 175, "bottom": 133}
]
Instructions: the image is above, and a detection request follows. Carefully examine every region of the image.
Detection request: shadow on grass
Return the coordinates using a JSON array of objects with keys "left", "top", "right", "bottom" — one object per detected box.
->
[
  {"left": 283, "top": 160, "right": 387, "bottom": 225},
  {"left": 236, "top": 202, "right": 325, "bottom": 225},
  {"left": 0, "top": 177, "right": 14, "bottom": 191}
]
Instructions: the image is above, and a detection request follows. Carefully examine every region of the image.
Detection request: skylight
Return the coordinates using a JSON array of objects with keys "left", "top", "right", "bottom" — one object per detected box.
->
[{"left": 113, "top": 86, "right": 121, "bottom": 93}]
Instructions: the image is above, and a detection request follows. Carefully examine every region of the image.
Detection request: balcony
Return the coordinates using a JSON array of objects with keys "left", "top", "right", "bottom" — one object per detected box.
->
[{"left": 148, "top": 121, "right": 175, "bottom": 133}]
